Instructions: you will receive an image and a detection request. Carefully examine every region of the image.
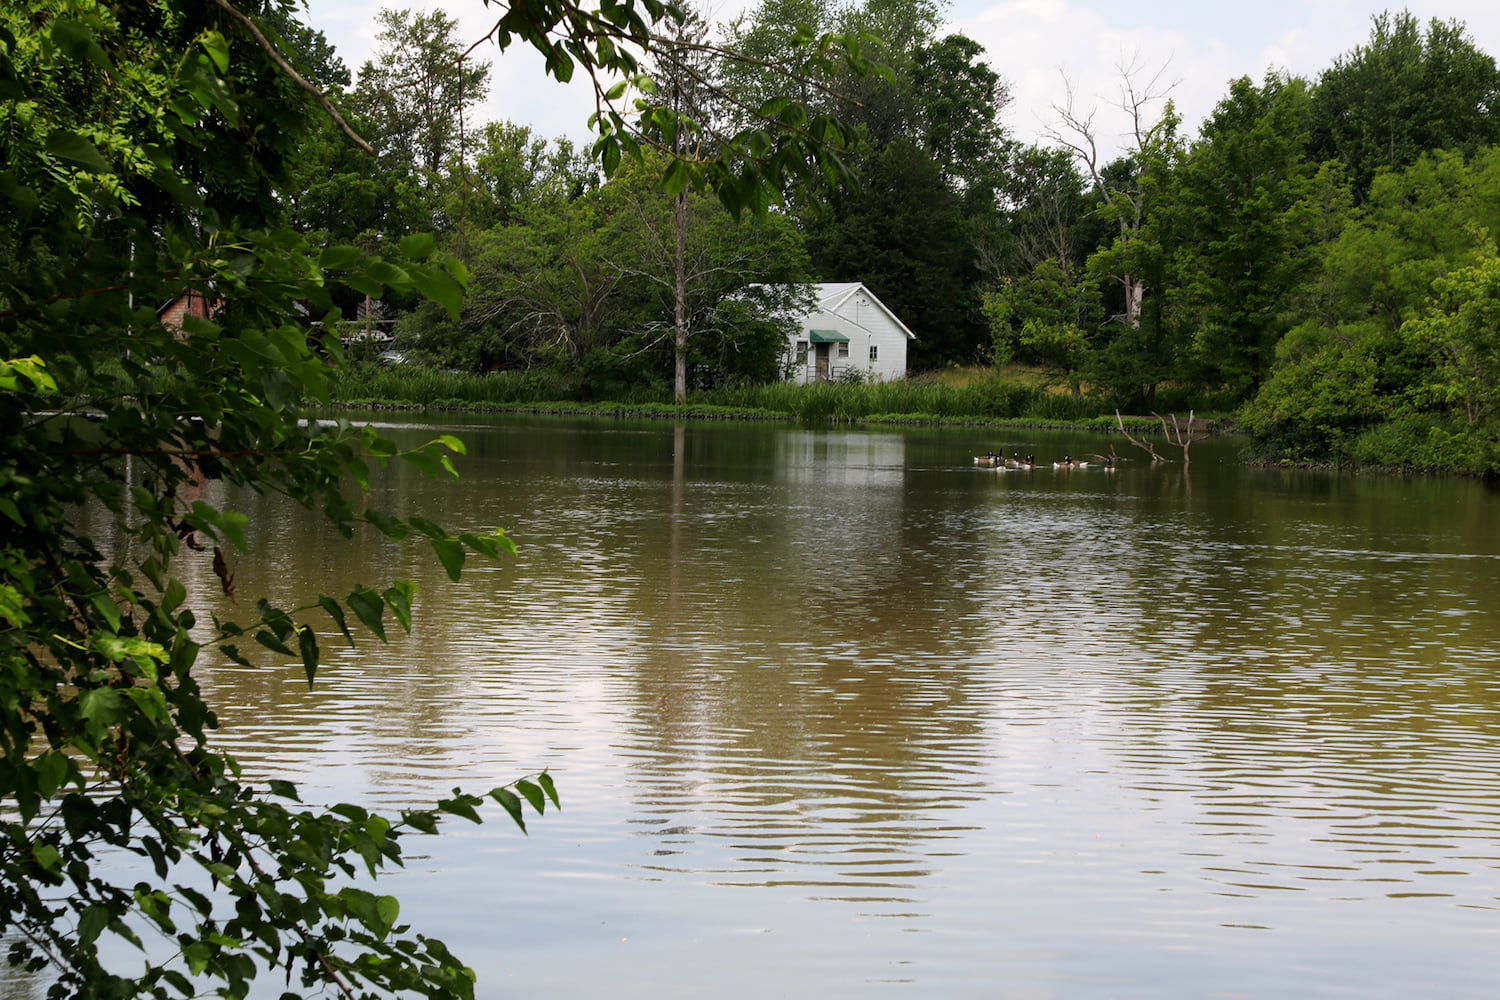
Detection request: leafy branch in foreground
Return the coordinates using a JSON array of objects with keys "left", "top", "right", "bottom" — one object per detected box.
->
[
  {"left": 3, "top": 0, "right": 868, "bottom": 994},
  {"left": 0, "top": 1, "right": 540, "bottom": 996}
]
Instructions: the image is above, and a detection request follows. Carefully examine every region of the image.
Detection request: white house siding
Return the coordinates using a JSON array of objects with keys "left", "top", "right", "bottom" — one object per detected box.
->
[{"left": 787, "top": 283, "right": 914, "bottom": 384}]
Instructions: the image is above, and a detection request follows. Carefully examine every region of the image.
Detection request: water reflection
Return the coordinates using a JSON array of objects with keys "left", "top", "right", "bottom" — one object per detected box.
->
[{"left": 12, "top": 418, "right": 1500, "bottom": 998}]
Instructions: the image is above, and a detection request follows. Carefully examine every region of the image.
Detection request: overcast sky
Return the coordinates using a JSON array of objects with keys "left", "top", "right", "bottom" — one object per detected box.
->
[{"left": 301, "top": 0, "right": 1500, "bottom": 159}]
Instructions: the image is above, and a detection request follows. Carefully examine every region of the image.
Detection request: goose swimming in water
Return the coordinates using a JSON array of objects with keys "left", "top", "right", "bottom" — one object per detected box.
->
[{"left": 973, "top": 452, "right": 1002, "bottom": 467}]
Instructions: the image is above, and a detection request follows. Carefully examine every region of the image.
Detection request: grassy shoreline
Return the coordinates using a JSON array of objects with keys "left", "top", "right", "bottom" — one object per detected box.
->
[{"left": 329, "top": 365, "right": 1229, "bottom": 436}]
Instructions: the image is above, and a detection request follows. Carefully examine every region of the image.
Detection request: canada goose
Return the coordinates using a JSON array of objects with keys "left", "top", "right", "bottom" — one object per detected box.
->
[
  {"left": 973, "top": 452, "right": 1002, "bottom": 467},
  {"left": 1005, "top": 453, "right": 1035, "bottom": 469},
  {"left": 1053, "top": 455, "right": 1088, "bottom": 469}
]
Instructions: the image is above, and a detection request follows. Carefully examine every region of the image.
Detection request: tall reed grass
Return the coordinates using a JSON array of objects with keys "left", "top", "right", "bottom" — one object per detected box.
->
[{"left": 327, "top": 364, "right": 1158, "bottom": 430}]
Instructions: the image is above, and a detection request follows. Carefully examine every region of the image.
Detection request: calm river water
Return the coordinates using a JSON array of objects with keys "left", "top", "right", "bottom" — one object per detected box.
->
[{"left": 17, "top": 416, "right": 1500, "bottom": 997}]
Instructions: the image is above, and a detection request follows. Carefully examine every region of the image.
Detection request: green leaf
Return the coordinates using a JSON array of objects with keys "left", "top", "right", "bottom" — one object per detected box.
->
[
  {"left": 514, "top": 778, "right": 546, "bottom": 814},
  {"left": 407, "top": 263, "right": 464, "bottom": 320},
  {"left": 219, "top": 643, "right": 253, "bottom": 667},
  {"left": 537, "top": 771, "right": 561, "bottom": 809},
  {"left": 318, "top": 595, "right": 355, "bottom": 646},
  {"left": 93, "top": 633, "right": 166, "bottom": 673},
  {"left": 438, "top": 792, "right": 482, "bottom": 824},
  {"left": 402, "top": 810, "right": 439, "bottom": 834},
  {"left": 430, "top": 537, "right": 464, "bottom": 582},
  {"left": 31, "top": 842, "right": 61, "bottom": 874},
  {"left": 34, "top": 751, "right": 72, "bottom": 798},
  {"left": 0, "top": 583, "right": 28, "bottom": 627},
  {"left": 51, "top": 18, "right": 112, "bottom": 71},
  {"left": 0, "top": 355, "right": 56, "bottom": 392},
  {"left": 79, "top": 687, "right": 123, "bottom": 736},
  {"left": 162, "top": 577, "right": 186, "bottom": 615},
  {"left": 377, "top": 894, "right": 401, "bottom": 934},
  {"left": 491, "top": 788, "right": 526, "bottom": 833},
  {"left": 88, "top": 591, "right": 122, "bottom": 633},
  {"left": 599, "top": 136, "right": 622, "bottom": 176},
  {"left": 198, "top": 29, "right": 230, "bottom": 74},
  {"left": 254, "top": 629, "right": 295, "bottom": 657},
  {"left": 77, "top": 904, "right": 110, "bottom": 946},
  {"left": 460, "top": 529, "right": 516, "bottom": 560},
  {"left": 662, "top": 156, "right": 691, "bottom": 198},
  {"left": 267, "top": 779, "right": 301, "bottom": 801},
  {"left": 346, "top": 586, "right": 386, "bottom": 642},
  {"left": 398, "top": 232, "right": 436, "bottom": 261},
  {"left": 44, "top": 130, "right": 111, "bottom": 172},
  {"left": 366, "top": 258, "right": 410, "bottom": 289},
  {"left": 319, "top": 244, "right": 362, "bottom": 269},
  {"left": 364, "top": 508, "right": 409, "bottom": 539},
  {"left": 383, "top": 582, "right": 414, "bottom": 634},
  {"left": 297, "top": 625, "right": 319, "bottom": 687}
]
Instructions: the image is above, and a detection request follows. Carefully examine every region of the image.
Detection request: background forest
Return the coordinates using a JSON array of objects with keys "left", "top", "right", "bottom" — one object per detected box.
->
[{"left": 289, "top": 2, "right": 1500, "bottom": 472}]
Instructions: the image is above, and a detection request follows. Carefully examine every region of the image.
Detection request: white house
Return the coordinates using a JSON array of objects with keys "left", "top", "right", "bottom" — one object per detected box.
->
[{"left": 785, "top": 282, "right": 915, "bottom": 384}]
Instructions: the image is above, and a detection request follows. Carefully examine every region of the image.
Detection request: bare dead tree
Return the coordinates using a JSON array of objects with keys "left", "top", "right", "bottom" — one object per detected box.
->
[
  {"left": 1116, "top": 409, "right": 1164, "bottom": 463},
  {"left": 1159, "top": 410, "right": 1198, "bottom": 472},
  {"left": 1043, "top": 55, "right": 1179, "bottom": 330},
  {"left": 1116, "top": 408, "right": 1200, "bottom": 470}
]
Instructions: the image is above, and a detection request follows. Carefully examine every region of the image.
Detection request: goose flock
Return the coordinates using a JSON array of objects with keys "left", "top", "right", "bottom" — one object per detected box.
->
[{"left": 973, "top": 452, "right": 1116, "bottom": 470}]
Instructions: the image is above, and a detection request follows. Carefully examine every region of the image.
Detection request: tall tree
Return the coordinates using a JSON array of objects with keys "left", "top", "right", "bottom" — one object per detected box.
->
[
  {"left": 1047, "top": 58, "right": 1182, "bottom": 333},
  {"left": 1309, "top": 11, "right": 1500, "bottom": 197},
  {"left": 723, "top": 1, "right": 1012, "bottom": 368},
  {"left": 806, "top": 138, "right": 973, "bottom": 367},
  {"left": 1402, "top": 252, "right": 1500, "bottom": 448},
  {"left": 351, "top": 7, "right": 492, "bottom": 180},
  {"left": 456, "top": 121, "right": 595, "bottom": 231},
  {"left": 1166, "top": 72, "right": 1315, "bottom": 394},
  {"left": 604, "top": 154, "right": 814, "bottom": 392},
  {"left": 1243, "top": 146, "right": 1500, "bottom": 461}
]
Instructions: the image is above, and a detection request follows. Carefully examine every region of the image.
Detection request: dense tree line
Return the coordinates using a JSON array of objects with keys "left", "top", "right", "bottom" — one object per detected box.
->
[{"left": 279, "top": 3, "right": 1500, "bottom": 471}]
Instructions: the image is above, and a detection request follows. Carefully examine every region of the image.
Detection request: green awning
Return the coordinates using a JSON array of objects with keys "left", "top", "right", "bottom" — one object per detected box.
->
[{"left": 807, "top": 329, "right": 849, "bottom": 343}]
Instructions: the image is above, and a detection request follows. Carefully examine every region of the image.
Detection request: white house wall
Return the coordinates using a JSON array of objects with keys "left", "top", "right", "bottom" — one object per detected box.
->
[{"left": 787, "top": 286, "right": 912, "bottom": 384}]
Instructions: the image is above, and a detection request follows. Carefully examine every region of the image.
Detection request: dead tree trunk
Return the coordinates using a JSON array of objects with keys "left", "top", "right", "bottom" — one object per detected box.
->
[
  {"left": 1116, "top": 409, "right": 1199, "bottom": 471},
  {"left": 1116, "top": 410, "right": 1164, "bottom": 463},
  {"left": 1160, "top": 410, "right": 1197, "bottom": 473}
]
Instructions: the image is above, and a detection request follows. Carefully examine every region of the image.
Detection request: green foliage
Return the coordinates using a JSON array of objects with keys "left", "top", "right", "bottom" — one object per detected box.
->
[
  {"left": 983, "top": 257, "right": 1101, "bottom": 389},
  {"left": 1166, "top": 72, "right": 1315, "bottom": 394},
  {"left": 1243, "top": 148, "right": 1500, "bottom": 469},
  {"left": 1347, "top": 413, "right": 1492, "bottom": 471},
  {"left": 1401, "top": 253, "right": 1500, "bottom": 436},
  {"left": 1239, "top": 320, "right": 1388, "bottom": 459},
  {"left": 0, "top": 2, "right": 550, "bottom": 994},
  {"left": 807, "top": 137, "right": 981, "bottom": 367},
  {"left": 349, "top": 8, "right": 492, "bottom": 179},
  {"left": 1309, "top": 10, "right": 1500, "bottom": 197}
]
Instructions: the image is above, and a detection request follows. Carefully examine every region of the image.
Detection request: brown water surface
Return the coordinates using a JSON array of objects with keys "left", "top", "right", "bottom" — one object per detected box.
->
[{"left": 15, "top": 416, "right": 1500, "bottom": 997}]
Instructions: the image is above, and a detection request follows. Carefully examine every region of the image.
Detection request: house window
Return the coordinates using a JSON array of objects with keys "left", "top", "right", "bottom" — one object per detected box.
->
[
  {"left": 869, "top": 345, "right": 879, "bottom": 361},
  {"left": 837, "top": 342, "right": 849, "bottom": 359},
  {"left": 795, "top": 340, "right": 809, "bottom": 364}
]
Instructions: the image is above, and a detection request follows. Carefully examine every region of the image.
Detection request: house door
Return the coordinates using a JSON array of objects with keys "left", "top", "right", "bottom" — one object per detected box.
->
[{"left": 815, "top": 343, "right": 830, "bottom": 380}]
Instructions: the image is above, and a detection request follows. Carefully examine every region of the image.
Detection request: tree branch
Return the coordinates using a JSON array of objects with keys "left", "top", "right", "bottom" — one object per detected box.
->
[{"left": 210, "top": 0, "right": 376, "bottom": 157}]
